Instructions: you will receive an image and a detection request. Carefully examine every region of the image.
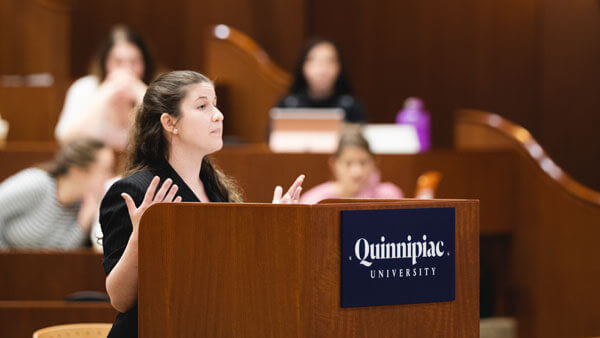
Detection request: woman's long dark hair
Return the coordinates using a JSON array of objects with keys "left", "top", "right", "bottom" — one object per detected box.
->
[
  {"left": 288, "top": 38, "right": 354, "bottom": 98},
  {"left": 90, "top": 25, "right": 156, "bottom": 84},
  {"left": 125, "top": 70, "right": 242, "bottom": 202}
]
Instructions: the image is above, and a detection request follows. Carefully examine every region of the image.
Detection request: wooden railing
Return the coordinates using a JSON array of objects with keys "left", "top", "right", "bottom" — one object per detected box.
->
[
  {"left": 456, "top": 109, "right": 600, "bottom": 205},
  {"left": 455, "top": 109, "right": 600, "bottom": 337},
  {"left": 205, "top": 24, "right": 291, "bottom": 143}
]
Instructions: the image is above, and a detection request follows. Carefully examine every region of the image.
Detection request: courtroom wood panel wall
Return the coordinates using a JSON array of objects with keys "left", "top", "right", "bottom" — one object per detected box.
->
[
  {"left": 69, "top": 0, "right": 306, "bottom": 77},
  {"left": 0, "top": 0, "right": 72, "bottom": 141},
  {"left": 4, "top": 0, "right": 599, "bottom": 189},
  {"left": 308, "top": 0, "right": 600, "bottom": 191},
  {"left": 538, "top": 0, "right": 600, "bottom": 192},
  {"left": 0, "top": 0, "right": 71, "bottom": 77},
  {"left": 307, "top": 0, "right": 539, "bottom": 143}
]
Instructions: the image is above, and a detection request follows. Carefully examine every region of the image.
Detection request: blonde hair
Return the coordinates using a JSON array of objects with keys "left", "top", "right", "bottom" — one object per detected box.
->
[
  {"left": 41, "top": 138, "right": 106, "bottom": 178},
  {"left": 335, "top": 126, "right": 373, "bottom": 158}
]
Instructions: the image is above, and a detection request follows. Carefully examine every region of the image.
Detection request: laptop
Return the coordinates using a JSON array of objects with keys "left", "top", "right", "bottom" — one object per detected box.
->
[
  {"left": 268, "top": 108, "right": 345, "bottom": 153},
  {"left": 362, "top": 124, "right": 420, "bottom": 154}
]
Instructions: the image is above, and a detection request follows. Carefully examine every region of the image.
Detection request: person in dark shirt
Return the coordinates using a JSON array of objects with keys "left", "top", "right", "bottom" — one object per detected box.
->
[
  {"left": 100, "top": 70, "right": 304, "bottom": 337},
  {"left": 277, "top": 38, "right": 367, "bottom": 123}
]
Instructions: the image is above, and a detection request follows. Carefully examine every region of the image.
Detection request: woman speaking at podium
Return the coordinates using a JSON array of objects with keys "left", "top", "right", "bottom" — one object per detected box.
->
[{"left": 99, "top": 71, "right": 304, "bottom": 337}]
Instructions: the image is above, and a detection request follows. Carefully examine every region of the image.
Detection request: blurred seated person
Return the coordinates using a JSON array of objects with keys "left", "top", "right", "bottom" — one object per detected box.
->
[
  {"left": 0, "top": 138, "right": 114, "bottom": 249},
  {"left": 300, "top": 130, "right": 402, "bottom": 203},
  {"left": 55, "top": 25, "right": 155, "bottom": 151},
  {"left": 277, "top": 38, "right": 366, "bottom": 123}
]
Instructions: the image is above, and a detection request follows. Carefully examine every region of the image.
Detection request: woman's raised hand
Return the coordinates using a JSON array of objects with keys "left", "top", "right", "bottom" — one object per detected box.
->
[
  {"left": 272, "top": 174, "right": 305, "bottom": 204},
  {"left": 121, "top": 176, "right": 181, "bottom": 232},
  {"left": 103, "top": 69, "right": 146, "bottom": 103}
]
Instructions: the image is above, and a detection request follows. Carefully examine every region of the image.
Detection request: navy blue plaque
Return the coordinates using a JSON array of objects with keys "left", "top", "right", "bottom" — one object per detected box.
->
[{"left": 341, "top": 208, "right": 455, "bottom": 307}]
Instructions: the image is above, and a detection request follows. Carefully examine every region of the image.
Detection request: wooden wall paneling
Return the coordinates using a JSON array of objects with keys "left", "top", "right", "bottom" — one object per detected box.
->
[
  {"left": 0, "top": 0, "right": 73, "bottom": 141},
  {"left": 308, "top": 0, "right": 539, "bottom": 147},
  {"left": 70, "top": 0, "right": 188, "bottom": 78},
  {"left": 71, "top": 0, "right": 305, "bottom": 78},
  {"left": 181, "top": 0, "right": 306, "bottom": 73},
  {"left": 5, "top": 0, "right": 600, "bottom": 186},
  {"left": 0, "top": 0, "right": 72, "bottom": 77},
  {"left": 539, "top": 0, "right": 600, "bottom": 191}
]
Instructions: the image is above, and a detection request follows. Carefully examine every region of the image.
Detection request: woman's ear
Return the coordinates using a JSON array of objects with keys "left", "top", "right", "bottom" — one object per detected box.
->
[{"left": 160, "top": 113, "right": 178, "bottom": 134}]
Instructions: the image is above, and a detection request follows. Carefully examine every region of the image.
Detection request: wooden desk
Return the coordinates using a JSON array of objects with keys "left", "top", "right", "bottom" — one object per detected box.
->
[
  {"left": 0, "top": 250, "right": 111, "bottom": 337},
  {"left": 0, "top": 250, "right": 105, "bottom": 300},
  {"left": 0, "top": 142, "right": 56, "bottom": 181},
  {"left": 0, "top": 301, "right": 115, "bottom": 338},
  {"left": 213, "top": 147, "right": 515, "bottom": 235},
  {"left": 0, "top": 145, "right": 514, "bottom": 235}
]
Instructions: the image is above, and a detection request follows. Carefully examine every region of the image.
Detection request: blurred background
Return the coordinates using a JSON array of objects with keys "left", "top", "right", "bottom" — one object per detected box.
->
[
  {"left": 1, "top": 1, "right": 600, "bottom": 337},
  {"left": 2, "top": 0, "right": 597, "bottom": 187}
]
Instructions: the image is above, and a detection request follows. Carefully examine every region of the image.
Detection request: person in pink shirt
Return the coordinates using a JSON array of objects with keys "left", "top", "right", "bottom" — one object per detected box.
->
[{"left": 300, "top": 130, "right": 403, "bottom": 204}]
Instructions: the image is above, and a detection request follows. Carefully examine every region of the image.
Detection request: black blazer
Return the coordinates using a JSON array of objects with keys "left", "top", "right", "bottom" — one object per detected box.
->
[{"left": 100, "top": 162, "right": 202, "bottom": 338}]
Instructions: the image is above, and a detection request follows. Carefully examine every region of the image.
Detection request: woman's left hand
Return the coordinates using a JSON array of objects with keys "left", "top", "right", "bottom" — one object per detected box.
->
[{"left": 272, "top": 174, "right": 305, "bottom": 204}]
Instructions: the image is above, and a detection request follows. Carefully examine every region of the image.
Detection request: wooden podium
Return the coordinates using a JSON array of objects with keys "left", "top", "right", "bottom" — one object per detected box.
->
[{"left": 138, "top": 199, "right": 479, "bottom": 337}]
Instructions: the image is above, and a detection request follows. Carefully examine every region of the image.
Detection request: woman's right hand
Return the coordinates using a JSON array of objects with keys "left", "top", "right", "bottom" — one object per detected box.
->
[
  {"left": 272, "top": 174, "right": 305, "bottom": 204},
  {"left": 120, "top": 176, "right": 181, "bottom": 233}
]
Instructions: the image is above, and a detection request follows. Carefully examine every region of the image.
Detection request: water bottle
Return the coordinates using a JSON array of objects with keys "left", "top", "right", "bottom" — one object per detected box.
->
[{"left": 395, "top": 97, "right": 431, "bottom": 152}]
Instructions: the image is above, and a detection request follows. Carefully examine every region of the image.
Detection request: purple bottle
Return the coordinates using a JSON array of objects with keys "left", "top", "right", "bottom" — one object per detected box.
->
[{"left": 395, "top": 97, "right": 431, "bottom": 152}]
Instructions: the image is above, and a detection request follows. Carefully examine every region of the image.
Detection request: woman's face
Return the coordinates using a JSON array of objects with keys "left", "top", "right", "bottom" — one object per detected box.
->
[
  {"left": 302, "top": 42, "right": 340, "bottom": 95},
  {"left": 175, "top": 82, "right": 224, "bottom": 155},
  {"left": 332, "top": 145, "right": 375, "bottom": 195},
  {"left": 105, "top": 40, "right": 145, "bottom": 80}
]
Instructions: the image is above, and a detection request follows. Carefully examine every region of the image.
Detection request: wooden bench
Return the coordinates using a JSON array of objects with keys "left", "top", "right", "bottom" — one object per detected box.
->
[
  {"left": 0, "top": 250, "right": 113, "bottom": 336},
  {"left": 0, "top": 301, "right": 115, "bottom": 338},
  {"left": 0, "top": 250, "right": 105, "bottom": 300}
]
